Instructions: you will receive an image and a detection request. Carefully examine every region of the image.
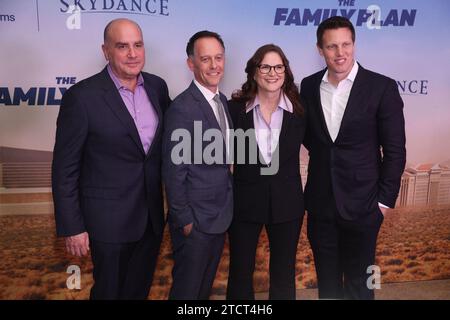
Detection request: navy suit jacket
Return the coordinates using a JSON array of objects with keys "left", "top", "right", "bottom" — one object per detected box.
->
[
  {"left": 52, "top": 67, "right": 170, "bottom": 243},
  {"left": 162, "top": 82, "right": 233, "bottom": 234},
  {"left": 300, "top": 64, "right": 406, "bottom": 221}
]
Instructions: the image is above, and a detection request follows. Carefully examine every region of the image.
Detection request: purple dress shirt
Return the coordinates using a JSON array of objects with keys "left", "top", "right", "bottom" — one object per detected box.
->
[{"left": 107, "top": 65, "right": 158, "bottom": 154}]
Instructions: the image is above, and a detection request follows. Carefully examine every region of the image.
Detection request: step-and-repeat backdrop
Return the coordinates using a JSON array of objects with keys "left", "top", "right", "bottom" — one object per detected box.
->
[{"left": 1, "top": 0, "right": 449, "bottom": 299}]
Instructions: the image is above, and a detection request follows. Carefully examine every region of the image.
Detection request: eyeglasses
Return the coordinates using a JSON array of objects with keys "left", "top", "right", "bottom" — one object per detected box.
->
[{"left": 257, "top": 64, "right": 286, "bottom": 74}]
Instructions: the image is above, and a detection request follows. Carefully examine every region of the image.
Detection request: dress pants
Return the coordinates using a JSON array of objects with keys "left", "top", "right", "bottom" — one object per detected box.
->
[
  {"left": 307, "top": 202, "right": 384, "bottom": 300},
  {"left": 169, "top": 223, "right": 225, "bottom": 300},
  {"left": 227, "top": 218, "right": 302, "bottom": 300},
  {"left": 89, "top": 222, "right": 162, "bottom": 300}
]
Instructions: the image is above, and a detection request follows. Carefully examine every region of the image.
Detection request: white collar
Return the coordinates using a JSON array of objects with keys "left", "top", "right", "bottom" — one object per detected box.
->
[
  {"left": 245, "top": 93, "right": 293, "bottom": 114},
  {"left": 194, "top": 79, "right": 219, "bottom": 101},
  {"left": 322, "top": 60, "right": 359, "bottom": 84}
]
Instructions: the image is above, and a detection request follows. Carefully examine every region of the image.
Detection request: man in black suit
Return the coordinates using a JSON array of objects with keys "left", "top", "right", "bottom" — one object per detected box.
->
[
  {"left": 300, "top": 16, "right": 406, "bottom": 299},
  {"left": 52, "top": 19, "right": 170, "bottom": 299},
  {"left": 162, "top": 31, "right": 233, "bottom": 299}
]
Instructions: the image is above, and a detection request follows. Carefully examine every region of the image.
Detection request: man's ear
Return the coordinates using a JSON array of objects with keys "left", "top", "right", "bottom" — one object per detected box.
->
[
  {"left": 102, "top": 44, "right": 109, "bottom": 61},
  {"left": 316, "top": 43, "right": 324, "bottom": 57},
  {"left": 187, "top": 56, "right": 194, "bottom": 72}
]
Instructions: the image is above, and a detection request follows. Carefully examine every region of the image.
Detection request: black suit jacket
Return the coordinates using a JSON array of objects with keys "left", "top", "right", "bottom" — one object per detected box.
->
[
  {"left": 229, "top": 100, "right": 306, "bottom": 224},
  {"left": 300, "top": 64, "right": 406, "bottom": 221},
  {"left": 52, "top": 67, "right": 171, "bottom": 243}
]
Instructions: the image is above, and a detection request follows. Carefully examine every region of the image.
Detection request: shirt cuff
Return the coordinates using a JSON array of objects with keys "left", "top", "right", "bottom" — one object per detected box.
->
[{"left": 378, "top": 202, "right": 390, "bottom": 209}]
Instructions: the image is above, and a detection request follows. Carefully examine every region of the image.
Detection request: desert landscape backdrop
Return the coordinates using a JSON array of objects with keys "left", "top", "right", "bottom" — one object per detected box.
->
[{"left": 0, "top": 204, "right": 449, "bottom": 299}]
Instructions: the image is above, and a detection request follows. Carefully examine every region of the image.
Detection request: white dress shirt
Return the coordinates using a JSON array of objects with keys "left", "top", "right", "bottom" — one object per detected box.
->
[
  {"left": 193, "top": 80, "right": 230, "bottom": 156},
  {"left": 320, "top": 60, "right": 358, "bottom": 142},
  {"left": 246, "top": 94, "right": 293, "bottom": 164}
]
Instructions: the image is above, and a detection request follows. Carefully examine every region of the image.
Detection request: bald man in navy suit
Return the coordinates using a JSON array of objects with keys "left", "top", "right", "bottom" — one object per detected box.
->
[{"left": 52, "top": 19, "right": 170, "bottom": 299}]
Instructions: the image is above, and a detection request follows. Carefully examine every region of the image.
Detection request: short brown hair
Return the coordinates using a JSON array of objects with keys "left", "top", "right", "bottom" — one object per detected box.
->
[
  {"left": 317, "top": 16, "right": 355, "bottom": 48},
  {"left": 186, "top": 30, "right": 225, "bottom": 57}
]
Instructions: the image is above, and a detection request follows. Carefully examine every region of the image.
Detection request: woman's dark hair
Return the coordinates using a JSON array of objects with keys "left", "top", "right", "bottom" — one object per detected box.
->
[{"left": 231, "top": 44, "right": 303, "bottom": 116}]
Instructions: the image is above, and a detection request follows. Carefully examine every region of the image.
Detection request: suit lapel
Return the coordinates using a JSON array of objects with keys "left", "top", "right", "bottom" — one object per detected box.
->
[
  {"left": 273, "top": 109, "right": 292, "bottom": 166},
  {"left": 242, "top": 107, "right": 254, "bottom": 131},
  {"left": 190, "top": 82, "right": 236, "bottom": 164},
  {"left": 143, "top": 80, "right": 163, "bottom": 158},
  {"left": 242, "top": 108, "right": 270, "bottom": 167},
  {"left": 314, "top": 70, "right": 334, "bottom": 144},
  {"left": 334, "top": 64, "right": 367, "bottom": 143},
  {"left": 101, "top": 72, "right": 145, "bottom": 155},
  {"left": 189, "top": 82, "right": 221, "bottom": 131}
]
